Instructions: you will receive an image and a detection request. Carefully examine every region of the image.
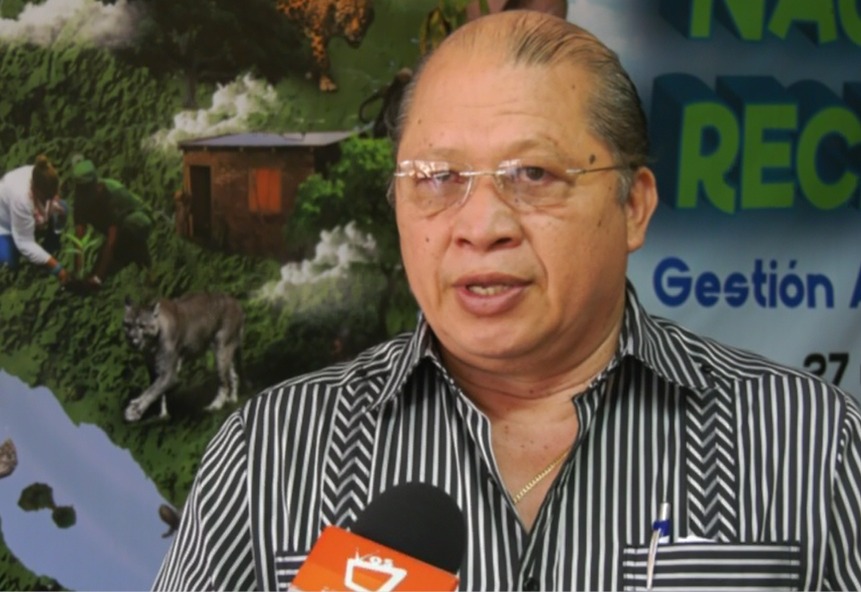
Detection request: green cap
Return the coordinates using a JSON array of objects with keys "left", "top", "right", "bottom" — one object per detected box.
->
[{"left": 71, "top": 159, "right": 97, "bottom": 183}]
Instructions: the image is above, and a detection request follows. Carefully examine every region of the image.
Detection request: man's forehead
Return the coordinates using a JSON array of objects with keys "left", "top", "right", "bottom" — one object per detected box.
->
[
  {"left": 401, "top": 72, "right": 596, "bottom": 162},
  {"left": 410, "top": 49, "right": 589, "bottom": 120}
]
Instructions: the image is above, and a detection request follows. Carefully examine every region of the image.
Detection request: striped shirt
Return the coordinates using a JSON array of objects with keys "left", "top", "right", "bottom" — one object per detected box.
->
[{"left": 153, "top": 285, "right": 861, "bottom": 591}]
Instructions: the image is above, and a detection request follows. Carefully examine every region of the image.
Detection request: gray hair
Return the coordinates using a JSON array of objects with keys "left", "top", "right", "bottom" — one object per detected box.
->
[{"left": 393, "top": 11, "right": 649, "bottom": 202}]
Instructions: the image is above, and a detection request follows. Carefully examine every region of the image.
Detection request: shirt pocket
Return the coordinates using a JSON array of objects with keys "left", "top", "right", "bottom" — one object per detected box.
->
[
  {"left": 274, "top": 552, "right": 308, "bottom": 591},
  {"left": 621, "top": 542, "right": 801, "bottom": 591}
]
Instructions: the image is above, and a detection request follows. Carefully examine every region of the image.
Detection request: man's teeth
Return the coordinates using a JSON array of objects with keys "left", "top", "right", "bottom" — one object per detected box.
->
[{"left": 467, "top": 285, "right": 509, "bottom": 296}]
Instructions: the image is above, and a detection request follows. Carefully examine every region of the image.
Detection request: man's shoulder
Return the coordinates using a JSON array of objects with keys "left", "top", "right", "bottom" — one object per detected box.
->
[
  {"left": 647, "top": 313, "right": 856, "bottom": 408},
  {"left": 243, "top": 332, "right": 415, "bottom": 413}
]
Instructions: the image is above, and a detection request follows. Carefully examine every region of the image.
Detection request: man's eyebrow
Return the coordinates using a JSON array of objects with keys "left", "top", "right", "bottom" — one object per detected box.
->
[{"left": 407, "top": 139, "right": 571, "bottom": 163}]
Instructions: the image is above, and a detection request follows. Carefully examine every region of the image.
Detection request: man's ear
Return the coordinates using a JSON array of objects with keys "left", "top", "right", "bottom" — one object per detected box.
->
[{"left": 625, "top": 166, "right": 658, "bottom": 253}]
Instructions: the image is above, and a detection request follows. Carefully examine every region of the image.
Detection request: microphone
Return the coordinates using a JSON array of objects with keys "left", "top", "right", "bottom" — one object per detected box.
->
[{"left": 290, "top": 482, "right": 466, "bottom": 592}]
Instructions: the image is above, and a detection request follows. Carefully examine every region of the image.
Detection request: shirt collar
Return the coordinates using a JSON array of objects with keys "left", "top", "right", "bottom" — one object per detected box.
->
[
  {"left": 619, "top": 280, "right": 712, "bottom": 390},
  {"left": 372, "top": 280, "right": 712, "bottom": 408},
  {"left": 371, "top": 315, "right": 437, "bottom": 409}
]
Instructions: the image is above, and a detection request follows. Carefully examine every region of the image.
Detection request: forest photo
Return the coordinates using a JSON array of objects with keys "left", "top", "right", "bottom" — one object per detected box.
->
[{"left": 0, "top": 0, "right": 484, "bottom": 588}]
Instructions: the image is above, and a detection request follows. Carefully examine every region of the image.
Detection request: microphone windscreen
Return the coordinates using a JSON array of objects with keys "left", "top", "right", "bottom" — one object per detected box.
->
[{"left": 351, "top": 482, "right": 466, "bottom": 574}]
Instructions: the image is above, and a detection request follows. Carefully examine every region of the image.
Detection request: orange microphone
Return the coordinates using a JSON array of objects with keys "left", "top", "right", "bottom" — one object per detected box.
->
[{"left": 290, "top": 482, "right": 466, "bottom": 592}]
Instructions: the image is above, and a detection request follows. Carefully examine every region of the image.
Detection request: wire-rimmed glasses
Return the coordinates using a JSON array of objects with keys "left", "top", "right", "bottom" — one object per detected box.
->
[{"left": 391, "top": 159, "right": 632, "bottom": 214}]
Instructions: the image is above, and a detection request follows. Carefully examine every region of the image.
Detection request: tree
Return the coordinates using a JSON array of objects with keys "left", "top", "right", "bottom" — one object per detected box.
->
[
  {"left": 0, "top": 0, "right": 30, "bottom": 19},
  {"left": 285, "top": 136, "right": 418, "bottom": 338},
  {"left": 120, "top": 0, "right": 308, "bottom": 108}
]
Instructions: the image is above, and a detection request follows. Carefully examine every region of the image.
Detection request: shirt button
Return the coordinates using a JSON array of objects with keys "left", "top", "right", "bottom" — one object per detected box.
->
[{"left": 523, "top": 577, "right": 540, "bottom": 591}]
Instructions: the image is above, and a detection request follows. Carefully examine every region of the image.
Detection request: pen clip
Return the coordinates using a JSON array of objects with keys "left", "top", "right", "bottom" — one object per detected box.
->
[{"left": 646, "top": 502, "right": 671, "bottom": 590}]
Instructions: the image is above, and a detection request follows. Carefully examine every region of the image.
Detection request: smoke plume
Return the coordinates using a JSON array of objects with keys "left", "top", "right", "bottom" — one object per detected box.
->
[{"left": 0, "top": 0, "right": 139, "bottom": 48}]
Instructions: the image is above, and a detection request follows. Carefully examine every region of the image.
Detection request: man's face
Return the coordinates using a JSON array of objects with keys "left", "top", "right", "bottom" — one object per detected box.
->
[{"left": 395, "top": 48, "right": 654, "bottom": 375}]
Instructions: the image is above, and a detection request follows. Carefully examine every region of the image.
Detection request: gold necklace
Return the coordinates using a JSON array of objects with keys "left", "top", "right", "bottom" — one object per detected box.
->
[{"left": 511, "top": 445, "right": 572, "bottom": 505}]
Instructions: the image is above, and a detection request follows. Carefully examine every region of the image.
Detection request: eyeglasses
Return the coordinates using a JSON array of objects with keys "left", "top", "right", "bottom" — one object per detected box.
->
[{"left": 391, "top": 159, "right": 632, "bottom": 214}]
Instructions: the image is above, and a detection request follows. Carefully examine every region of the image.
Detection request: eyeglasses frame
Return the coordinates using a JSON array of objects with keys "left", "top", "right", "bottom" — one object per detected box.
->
[{"left": 389, "top": 159, "right": 635, "bottom": 211}]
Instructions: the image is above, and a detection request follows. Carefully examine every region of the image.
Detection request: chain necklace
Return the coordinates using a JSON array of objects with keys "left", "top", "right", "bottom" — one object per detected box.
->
[{"left": 511, "top": 445, "right": 572, "bottom": 505}]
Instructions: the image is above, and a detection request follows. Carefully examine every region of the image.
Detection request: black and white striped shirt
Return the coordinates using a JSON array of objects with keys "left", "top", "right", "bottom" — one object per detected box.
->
[{"left": 153, "top": 285, "right": 861, "bottom": 591}]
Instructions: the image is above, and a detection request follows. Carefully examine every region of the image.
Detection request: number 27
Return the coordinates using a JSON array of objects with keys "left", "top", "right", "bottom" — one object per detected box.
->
[{"left": 803, "top": 352, "right": 849, "bottom": 386}]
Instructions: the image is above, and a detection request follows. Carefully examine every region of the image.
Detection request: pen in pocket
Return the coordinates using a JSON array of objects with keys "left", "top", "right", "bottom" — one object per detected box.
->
[{"left": 646, "top": 502, "right": 671, "bottom": 590}]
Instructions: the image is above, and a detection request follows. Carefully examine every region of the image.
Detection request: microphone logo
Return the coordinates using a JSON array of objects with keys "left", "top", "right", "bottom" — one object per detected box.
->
[{"left": 344, "top": 552, "right": 408, "bottom": 592}]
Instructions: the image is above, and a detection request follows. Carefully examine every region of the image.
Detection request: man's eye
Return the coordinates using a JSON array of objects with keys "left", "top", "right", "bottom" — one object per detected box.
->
[
  {"left": 419, "top": 170, "right": 461, "bottom": 185},
  {"left": 436, "top": 171, "right": 463, "bottom": 183},
  {"left": 508, "top": 165, "right": 554, "bottom": 184}
]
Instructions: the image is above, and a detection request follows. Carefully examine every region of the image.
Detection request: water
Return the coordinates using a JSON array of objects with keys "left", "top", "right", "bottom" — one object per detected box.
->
[{"left": 0, "top": 371, "right": 172, "bottom": 591}]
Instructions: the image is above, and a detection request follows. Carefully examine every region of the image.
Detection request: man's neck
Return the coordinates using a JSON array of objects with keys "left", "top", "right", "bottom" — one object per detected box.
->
[{"left": 441, "top": 312, "right": 624, "bottom": 420}]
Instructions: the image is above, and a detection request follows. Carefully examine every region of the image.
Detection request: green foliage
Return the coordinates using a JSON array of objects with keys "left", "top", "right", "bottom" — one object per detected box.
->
[
  {"left": 0, "top": 1, "right": 436, "bottom": 584},
  {"left": 17, "top": 483, "right": 76, "bottom": 529},
  {"left": 288, "top": 136, "right": 397, "bottom": 263},
  {"left": 0, "top": 344, "right": 47, "bottom": 387},
  {"left": 120, "top": 0, "right": 308, "bottom": 108},
  {"left": 0, "top": 42, "right": 418, "bottom": 484},
  {"left": 0, "top": 43, "right": 180, "bottom": 208},
  {"left": 61, "top": 227, "right": 102, "bottom": 278},
  {"left": 0, "top": 40, "right": 278, "bottom": 519},
  {"left": 418, "top": 0, "right": 490, "bottom": 54},
  {"left": 0, "top": 0, "right": 28, "bottom": 19},
  {"left": 52, "top": 507, "right": 76, "bottom": 529},
  {"left": 251, "top": 1, "right": 433, "bottom": 133},
  {"left": 18, "top": 483, "right": 54, "bottom": 512},
  {"left": 285, "top": 136, "right": 418, "bottom": 337}
]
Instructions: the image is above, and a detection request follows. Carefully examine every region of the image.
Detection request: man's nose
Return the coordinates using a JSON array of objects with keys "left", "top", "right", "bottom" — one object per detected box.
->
[
  {"left": 451, "top": 174, "right": 523, "bottom": 250},
  {"left": 458, "top": 171, "right": 507, "bottom": 208}
]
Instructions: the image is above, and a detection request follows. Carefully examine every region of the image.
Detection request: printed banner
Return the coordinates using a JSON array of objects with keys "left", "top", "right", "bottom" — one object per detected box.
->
[
  {"left": 0, "top": 1, "right": 857, "bottom": 589},
  {"left": 570, "top": 0, "right": 861, "bottom": 398}
]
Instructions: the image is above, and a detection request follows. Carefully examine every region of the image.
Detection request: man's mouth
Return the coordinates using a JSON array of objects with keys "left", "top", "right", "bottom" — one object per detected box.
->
[{"left": 466, "top": 284, "right": 511, "bottom": 296}]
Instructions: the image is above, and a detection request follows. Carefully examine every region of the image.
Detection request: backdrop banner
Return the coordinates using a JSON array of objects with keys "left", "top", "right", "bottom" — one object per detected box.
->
[{"left": 572, "top": 0, "right": 861, "bottom": 399}]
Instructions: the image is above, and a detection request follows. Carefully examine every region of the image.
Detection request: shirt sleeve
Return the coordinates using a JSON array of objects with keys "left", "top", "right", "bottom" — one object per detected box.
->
[
  {"left": 825, "top": 395, "right": 861, "bottom": 590},
  {"left": 152, "top": 412, "right": 258, "bottom": 591},
  {"left": 9, "top": 190, "right": 51, "bottom": 265}
]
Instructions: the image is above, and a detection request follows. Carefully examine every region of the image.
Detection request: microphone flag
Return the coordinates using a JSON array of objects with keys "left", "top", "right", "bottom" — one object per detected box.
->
[{"left": 290, "top": 525, "right": 459, "bottom": 592}]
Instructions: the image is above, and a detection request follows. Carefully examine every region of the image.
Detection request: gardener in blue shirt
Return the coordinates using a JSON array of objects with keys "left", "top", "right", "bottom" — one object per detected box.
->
[{"left": 0, "top": 154, "right": 69, "bottom": 283}]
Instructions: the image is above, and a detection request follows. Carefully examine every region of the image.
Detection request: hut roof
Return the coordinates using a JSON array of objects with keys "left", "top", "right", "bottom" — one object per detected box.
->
[{"left": 178, "top": 131, "right": 356, "bottom": 150}]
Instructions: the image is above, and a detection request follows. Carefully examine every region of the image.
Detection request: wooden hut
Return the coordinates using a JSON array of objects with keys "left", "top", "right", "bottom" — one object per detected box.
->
[{"left": 177, "top": 131, "right": 354, "bottom": 259}]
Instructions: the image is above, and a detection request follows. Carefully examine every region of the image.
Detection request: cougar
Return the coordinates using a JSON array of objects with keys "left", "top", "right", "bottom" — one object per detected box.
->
[{"left": 123, "top": 292, "right": 244, "bottom": 422}]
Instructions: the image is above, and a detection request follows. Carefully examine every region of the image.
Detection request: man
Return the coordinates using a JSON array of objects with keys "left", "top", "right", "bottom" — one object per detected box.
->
[
  {"left": 70, "top": 159, "right": 152, "bottom": 288},
  {"left": 0, "top": 155, "right": 69, "bottom": 284},
  {"left": 154, "top": 12, "right": 861, "bottom": 591}
]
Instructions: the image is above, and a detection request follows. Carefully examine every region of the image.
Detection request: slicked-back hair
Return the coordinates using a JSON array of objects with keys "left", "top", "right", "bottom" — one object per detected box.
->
[{"left": 393, "top": 11, "right": 649, "bottom": 202}]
